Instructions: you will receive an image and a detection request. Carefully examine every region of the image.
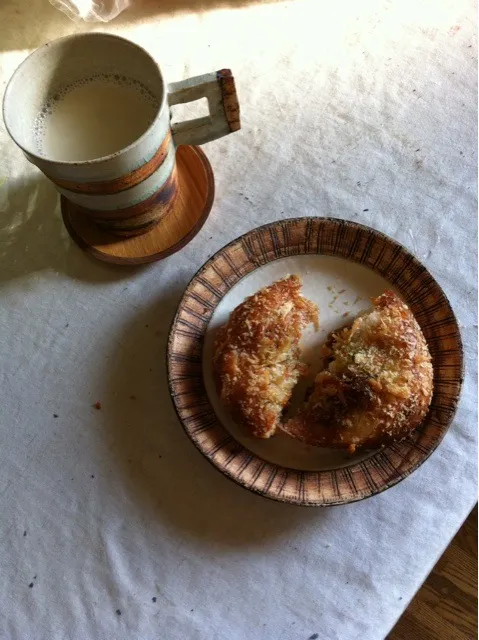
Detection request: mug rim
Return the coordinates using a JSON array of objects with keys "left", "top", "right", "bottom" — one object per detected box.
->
[{"left": 2, "top": 32, "right": 168, "bottom": 167}]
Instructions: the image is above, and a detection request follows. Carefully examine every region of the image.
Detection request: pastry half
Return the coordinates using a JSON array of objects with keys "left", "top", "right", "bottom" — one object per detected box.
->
[
  {"left": 283, "top": 291, "right": 433, "bottom": 451},
  {"left": 213, "top": 275, "right": 318, "bottom": 438}
]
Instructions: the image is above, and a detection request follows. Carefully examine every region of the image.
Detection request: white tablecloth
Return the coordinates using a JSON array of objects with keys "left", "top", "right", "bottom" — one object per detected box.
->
[{"left": 0, "top": 1, "right": 476, "bottom": 639}]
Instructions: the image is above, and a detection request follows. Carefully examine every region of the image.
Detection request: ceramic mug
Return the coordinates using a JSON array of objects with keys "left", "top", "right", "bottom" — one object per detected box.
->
[{"left": 3, "top": 33, "right": 240, "bottom": 236}]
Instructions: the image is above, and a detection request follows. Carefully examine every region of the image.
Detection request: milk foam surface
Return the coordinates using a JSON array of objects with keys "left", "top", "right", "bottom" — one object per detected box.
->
[{"left": 33, "top": 74, "right": 160, "bottom": 162}]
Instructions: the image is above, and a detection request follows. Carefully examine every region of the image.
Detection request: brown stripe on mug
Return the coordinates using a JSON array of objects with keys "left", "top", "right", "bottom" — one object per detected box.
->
[
  {"left": 65, "top": 165, "right": 179, "bottom": 236},
  {"left": 96, "top": 215, "right": 163, "bottom": 237},
  {"left": 47, "top": 131, "right": 172, "bottom": 195}
]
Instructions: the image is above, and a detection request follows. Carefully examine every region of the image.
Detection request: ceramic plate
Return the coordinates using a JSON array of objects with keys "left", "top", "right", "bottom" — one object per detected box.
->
[{"left": 167, "top": 218, "right": 463, "bottom": 506}]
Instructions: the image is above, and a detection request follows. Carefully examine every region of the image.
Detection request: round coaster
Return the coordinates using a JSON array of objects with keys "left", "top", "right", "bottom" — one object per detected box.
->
[{"left": 62, "top": 145, "right": 215, "bottom": 265}]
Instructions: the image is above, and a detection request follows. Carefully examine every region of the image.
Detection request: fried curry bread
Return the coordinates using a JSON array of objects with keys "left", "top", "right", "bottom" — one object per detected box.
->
[
  {"left": 213, "top": 275, "right": 318, "bottom": 438},
  {"left": 283, "top": 290, "right": 433, "bottom": 451}
]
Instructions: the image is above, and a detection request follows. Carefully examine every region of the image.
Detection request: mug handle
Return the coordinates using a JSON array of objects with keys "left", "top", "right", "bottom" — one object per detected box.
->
[{"left": 168, "top": 69, "right": 240, "bottom": 146}]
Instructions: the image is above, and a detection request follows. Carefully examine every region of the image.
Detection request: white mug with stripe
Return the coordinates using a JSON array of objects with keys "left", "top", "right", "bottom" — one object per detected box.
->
[{"left": 3, "top": 33, "right": 240, "bottom": 236}]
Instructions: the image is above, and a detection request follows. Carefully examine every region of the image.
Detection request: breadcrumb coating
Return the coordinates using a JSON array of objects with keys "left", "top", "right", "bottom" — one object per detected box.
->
[
  {"left": 283, "top": 290, "right": 433, "bottom": 451},
  {"left": 213, "top": 275, "right": 319, "bottom": 438}
]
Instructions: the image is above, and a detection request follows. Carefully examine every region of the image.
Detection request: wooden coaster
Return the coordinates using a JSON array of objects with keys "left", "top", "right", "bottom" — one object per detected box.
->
[{"left": 62, "top": 145, "right": 215, "bottom": 265}]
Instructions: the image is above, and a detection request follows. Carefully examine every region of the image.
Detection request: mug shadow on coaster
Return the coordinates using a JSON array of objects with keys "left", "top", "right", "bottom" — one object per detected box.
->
[{"left": 3, "top": 33, "right": 240, "bottom": 265}]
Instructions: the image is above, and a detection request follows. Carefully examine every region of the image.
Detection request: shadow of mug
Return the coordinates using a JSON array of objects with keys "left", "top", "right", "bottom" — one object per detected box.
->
[{"left": 0, "top": 173, "right": 152, "bottom": 284}]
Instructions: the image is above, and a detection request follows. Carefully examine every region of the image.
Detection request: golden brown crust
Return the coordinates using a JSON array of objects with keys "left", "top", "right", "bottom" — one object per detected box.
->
[
  {"left": 283, "top": 290, "right": 433, "bottom": 451},
  {"left": 213, "top": 275, "right": 318, "bottom": 438}
]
